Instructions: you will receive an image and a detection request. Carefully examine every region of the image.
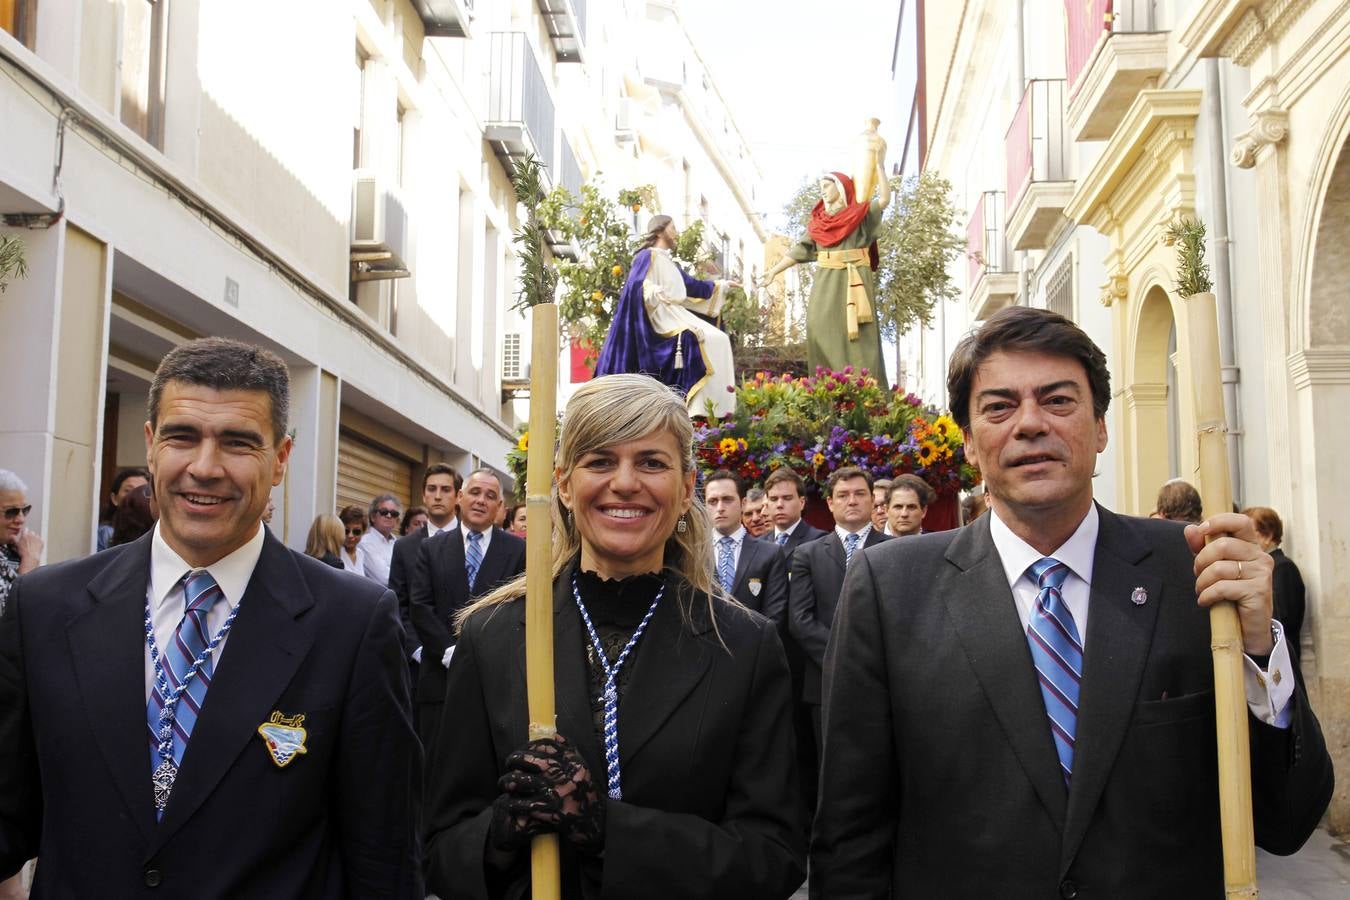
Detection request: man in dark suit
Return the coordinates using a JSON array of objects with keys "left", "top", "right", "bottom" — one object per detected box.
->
[
  {"left": 410, "top": 468, "right": 524, "bottom": 749},
  {"left": 788, "top": 465, "right": 889, "bottom": 760},
  {"left": 705, "top": 470, "right": 789, "bottom": 625},
  {"left": 0, "top": 338, "right": 421, "bottom": 897},
  {"left": 812, "top": 307, "right": 1333, "bottom": 897},
  {"left": 387, "top": 463, "right": 461, "bottom": 664},
  {"left": 763, "top": 467, "right": 828, "bottom": 555}
]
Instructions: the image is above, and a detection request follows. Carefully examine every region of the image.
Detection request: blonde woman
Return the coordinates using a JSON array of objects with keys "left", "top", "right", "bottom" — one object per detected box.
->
[
  {"left": 304, "top": 514, "right": 345, "bottom": 569},
  {"left": 424, "top": 374, "right": 805, "bottom": 898}
]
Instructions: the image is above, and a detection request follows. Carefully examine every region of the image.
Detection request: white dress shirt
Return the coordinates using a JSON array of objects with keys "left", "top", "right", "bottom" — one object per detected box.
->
[
  {"left": 462, "top": 524, "right": 492, "bottom": 558},
  {"left": 145, "top": 522, "right": 265, "bottom": 700},
  {"left": 772, "top": 519, "right": 805, "bottom": 543},
  {"left": 427, "top": 516, "right": 458, "bottom": 537},
  {"left": 359, "top": 528, "right": 397, "bottom": 585},
  {"left": 987, "top": 505, "right": 1294, "bottom": 726},
  {"left": 834, "top": 523, "right": 872, "bottom": 543},
  {"left": 713, "top": 525, "right": 747, "bottom": 574}
]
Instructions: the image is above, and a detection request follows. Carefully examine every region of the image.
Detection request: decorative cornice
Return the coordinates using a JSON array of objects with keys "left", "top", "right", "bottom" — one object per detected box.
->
[
  {"left": 1288, "top": 348, "right": 1350, "bottom": 390},
  {"left": 1231, "top": 108, "right": 1289, "bottom": 168},
  {"left": 1124, "top": 383, "right": 1169, "bottom": 408},
  {"left": 1179, "top": 0, "right": 1317, "bottom": 63}
]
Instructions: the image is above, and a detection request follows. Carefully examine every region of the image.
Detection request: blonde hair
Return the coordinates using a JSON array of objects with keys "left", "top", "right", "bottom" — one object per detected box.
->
[
  {"left": 456, "top": 373, "right": 721, "bottom": 631},
  {"left": 305, "top": 514, "right": 345, "bottom": 560}
]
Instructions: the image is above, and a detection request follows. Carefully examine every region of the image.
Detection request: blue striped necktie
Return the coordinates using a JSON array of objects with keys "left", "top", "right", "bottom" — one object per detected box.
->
[
  {"left": 717, "top": 535, "right": 736, "bottom": 592},
  {"left": 775, "top": 532, "right": 788, "bottom": 547},
  {"left": 843, "top": 531, "right": 861, "bottom": 564},
  {"left": 465, "top": 529, "right": 483, "bottom": 590},
  {"left": 146, "top": 571, "right": 222, "bottom": 777},
  {"left": 1026, "top": 557, "right": 1082, "bottom": 787}
]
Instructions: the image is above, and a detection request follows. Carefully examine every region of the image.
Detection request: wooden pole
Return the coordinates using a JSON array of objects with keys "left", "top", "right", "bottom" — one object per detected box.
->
[
  {"left": 1185, "top": 290, "right": 1258, "bottom": 898},
  {"left": 525, "top": 302, "right": 561, "bottom": 899}
]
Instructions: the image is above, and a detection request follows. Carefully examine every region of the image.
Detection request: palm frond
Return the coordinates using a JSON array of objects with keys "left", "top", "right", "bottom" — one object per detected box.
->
[{"left": 509, "top": 154, "right": 558, "bottom": 311}]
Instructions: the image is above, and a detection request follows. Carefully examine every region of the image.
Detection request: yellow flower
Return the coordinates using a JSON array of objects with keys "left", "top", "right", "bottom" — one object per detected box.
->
[
  {"left": 812, "top": 452, "right": 826, "bottom": 467},
  {"left": 612, "top": 265, "right": 623, "bottom": 277},
  {"left": 916, "top": 441, "right": 938, "bottom": 466},
  {"left": 934, "top": 414, "right": 958, "bottom": 440},
  {"left": 592, "top": 290, "right": 603, "bottom": 301},
  {"left": 718, "top": 437, "right": 738, "bottom": 456},
  {"left": 517, "top": 432, "right": 529, "bottom": 452}
]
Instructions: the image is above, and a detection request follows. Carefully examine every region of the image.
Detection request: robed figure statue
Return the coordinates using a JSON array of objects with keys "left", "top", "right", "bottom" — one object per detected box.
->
[
  {"left": 764, "top": 168, "right": 890, "bottom": 388},
  {"left": 594, "top": 215, "right": 739, "bottom": 418}
]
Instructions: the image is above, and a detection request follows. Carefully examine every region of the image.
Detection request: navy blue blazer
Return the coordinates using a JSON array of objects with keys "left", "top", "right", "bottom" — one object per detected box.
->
[{"left": 0, "top": 530, "right": 422, "bottom": 898}]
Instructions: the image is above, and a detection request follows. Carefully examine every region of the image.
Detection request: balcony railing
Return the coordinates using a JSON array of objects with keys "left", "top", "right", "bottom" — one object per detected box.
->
[
  {"left": 485, "top": 32, "right": 556, "bottom": 180},
  {"left": 1007, "top": 79, "right": 1068, "bottom": 210},
  {"left": 967, "top": 191, "right": 1009, "bottom": 287},
  {"left": 537, "top": 0, "right": 587, "bottom": 63},
  {"left": 411, "top": 0, "right": 472, "bottom": 38},
  {"left": 1067, "top": 0, "right": 1160, "bottom": 88},
  {"left": 559, "top": 139, "right": 583, "bottom": 197}
]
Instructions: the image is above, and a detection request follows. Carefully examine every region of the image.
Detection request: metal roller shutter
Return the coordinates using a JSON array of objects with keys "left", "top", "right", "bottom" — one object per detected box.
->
[{"left": 336, "top": 430, "right": 413, "bottom": 514}]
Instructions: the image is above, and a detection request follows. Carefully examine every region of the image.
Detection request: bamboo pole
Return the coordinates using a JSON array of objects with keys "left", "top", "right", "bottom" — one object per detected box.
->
[
  {"left": 525, "top": 302, "right": 561, "bottom": 899},
  {"left": 1185, "top": 290, "right": 1258, "bottom": 898}
]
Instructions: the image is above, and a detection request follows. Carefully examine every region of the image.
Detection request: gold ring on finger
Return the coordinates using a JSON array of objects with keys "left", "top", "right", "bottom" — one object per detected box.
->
[{"left": 1237, "top": 559, "right": 1244, "bottom": 580}]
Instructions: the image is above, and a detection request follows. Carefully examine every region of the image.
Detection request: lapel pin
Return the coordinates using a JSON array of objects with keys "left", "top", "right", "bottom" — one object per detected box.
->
[
  {"left": 748, "top": 577, "right": 762, "bottom": 597},
  {"left": 1131, "top": 586, "right": 1148, "bottom": 606},
  {"left": 257, "top": 711, "right": 308, "bottom": 768}
]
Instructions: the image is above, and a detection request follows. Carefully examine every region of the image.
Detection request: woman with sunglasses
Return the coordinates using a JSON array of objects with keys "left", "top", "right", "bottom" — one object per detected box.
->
[
  {"left": 424, "top": 375, "right": 805, "bottom": 898},
  {"left": 0, "top": 470, "right": 42, "bottom": 618},
  {"left": 337, "top": 505, "right": 371, "bottom": 575}
]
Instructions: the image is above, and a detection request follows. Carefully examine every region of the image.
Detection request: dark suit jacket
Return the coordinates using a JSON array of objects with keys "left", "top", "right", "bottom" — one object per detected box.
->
[
  {"left": 765, "top": 520, "right": 828, "bottom": 558},
  {"left": 409, "top": 526, "right": 524, "bottom": 739},
  {"left": 423, "top": 561, "right": 805, "bottom": 899},
  {"left": 788, "top": 528, "right": 889, "bottom": 704},
  {"left": 728, "top": 536, "right": 789, "bottom": 627},
  {"left": 811, "top": 508, "right": 1334, "bottom": 898},
  {"left": 1270, "top": 548, "right": 1306, "bottom": 665},
  {"left": 388, "top": 526, "right": 433, "bottom": 658},
  {"left": 0, "top": 531, "right": 422, "bottom": 898}
]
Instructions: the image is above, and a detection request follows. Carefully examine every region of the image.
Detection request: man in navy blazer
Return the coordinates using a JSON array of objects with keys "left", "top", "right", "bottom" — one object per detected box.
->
[
  {"left": 409, "top": 468, "right": 525, "bottom": 751},
  {"left": 763, "top": 467, "right": 828, "bottom": 556},
  {"left": 704, "top": 470, "right": 789, "bottom": 626},
  {"left": 0, "top": 338, "right": 421, "bottom": 898},
  {"left": 812, "top": 308, "right": 1333, "bottom": 897}
]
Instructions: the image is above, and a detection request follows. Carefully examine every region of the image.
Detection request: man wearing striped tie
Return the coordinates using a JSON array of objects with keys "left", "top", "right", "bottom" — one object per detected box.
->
[
  {"left": 0, "top": 338, "right": 422, "bottom": 898},
  {"left": 811, "top": 307, "right": 1333, "bottom": 898}
]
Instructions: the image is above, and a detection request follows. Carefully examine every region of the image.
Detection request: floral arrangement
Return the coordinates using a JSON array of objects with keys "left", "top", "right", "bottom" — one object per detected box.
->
[
  {"left": 505, "top": 368, "right": 979, "bottom": 501},
  {"left": 694, "top": 367, "right": 979, "bottom": 497}
]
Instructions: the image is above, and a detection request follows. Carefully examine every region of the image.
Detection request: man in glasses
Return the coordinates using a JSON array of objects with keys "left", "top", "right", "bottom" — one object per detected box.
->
[
  {"left": 0, "top": 471, "right": 42, "bottom": 618},
  {"left": 359, "top": 493, "right": 402, "bottom": 585}
]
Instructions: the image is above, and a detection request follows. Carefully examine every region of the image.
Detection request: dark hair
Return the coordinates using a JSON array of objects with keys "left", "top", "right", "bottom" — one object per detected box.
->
[
  {"left": 888, "top": 473, "right": 935, "bottom": 508},
  {"left": 1155, "top": 480, "right": 1203, "bottom": 523},
  {"left": 504, "top": 504, "right": 526, "bottom": 529},
  {"left": 946, "top": 306, "right": 1110, "bottom": 431},
  {"left": 423, "top": 463, "right": 462, "bottom": 491},
  {"left": 399, "top": 506, "right": 429, "bottom": 535},
  {"left": 826, "top": 465, "right": 872, "bottom": 496},
  {"left": 764, "top": 467, "right": 807, "bottom": 497},
  {"left": 705, "top": 469, "right": 746, "bottom": 498},
  {"left": 641, "top": 214, "right": 674, "bottom": 249},
  {"left": 110, "top": 483, "right": 156, "bottom": 547},
  {"left": 1242, "top": 506, "right": 1283, "bottom": 546},
  {"left": 338, "top": 505, "right": 367, "bottom": 529},
  {"left": 148, "top": 338, "right": 291, "bottom": 443},
  {"left": 102, "top": 467, "right": 150, "bottom": 520}
]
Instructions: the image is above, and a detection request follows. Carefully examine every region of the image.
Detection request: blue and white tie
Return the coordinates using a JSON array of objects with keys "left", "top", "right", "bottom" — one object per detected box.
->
[
  {"left": 465, "top": 530, "right": 483, "bottom": 590},
  {"left": 146, "top": 571, "right": 222, "bottom": 776},
  {"left": 1026, "top": 557, "right": 1082, "bottom": 787},
  {"left": 843, "top": 532, "right": 861, "bottom": 565},
  {"left": 775, "top": 532, "right": 788, "bottom": 547},
  {"left": 717, "top": 535, "right": 736, "bottom": 593}
]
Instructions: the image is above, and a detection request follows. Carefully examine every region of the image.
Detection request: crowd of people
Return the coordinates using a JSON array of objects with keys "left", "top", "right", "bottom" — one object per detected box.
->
[{"left": 0, "top": 309, "right": 1334, "bottom": 898}]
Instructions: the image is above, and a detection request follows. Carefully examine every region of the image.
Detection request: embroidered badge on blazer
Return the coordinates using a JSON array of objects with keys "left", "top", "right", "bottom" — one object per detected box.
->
[
  {"left": 748, "top": 578, "right": 763, "bottom": 597},
  {"left": 257, "top": 711, "right": 309, "bottom": 768}
]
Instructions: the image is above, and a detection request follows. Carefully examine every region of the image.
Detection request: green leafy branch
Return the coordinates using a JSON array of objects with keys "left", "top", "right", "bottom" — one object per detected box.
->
[
  {"left": 508, "top": 153, "right": 557, "bottom": 311},
  {"left": 0, "top": 235, "right": 28, "bottom": 294},
  {"left": 1163, "top": 217, "right": 1213, "bottom": 298}
]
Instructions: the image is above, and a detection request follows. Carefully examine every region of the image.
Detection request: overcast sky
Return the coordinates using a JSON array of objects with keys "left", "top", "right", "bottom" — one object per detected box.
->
[{"left": 678, "top": 0, "right": 901, "bottom": 233}]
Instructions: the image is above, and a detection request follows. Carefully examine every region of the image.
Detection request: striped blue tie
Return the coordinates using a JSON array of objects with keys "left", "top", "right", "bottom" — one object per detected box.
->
[
  {"left": 465, "top": 529, "right": 483, "bottom": 590},
  {"left": 147, "top": 571, "right": 222, "bottom": 774},
  {"left": 1026, "top": 557, "right": 1082, "bottom": 787},
  {"left": 843, "top": 531, "right": 861, "bottom": 565},
  {"left": 717, "top": 536, "right": 736, "bottom": 592},
  {"left": 775, "top": 532, "right": 788, "bottom": 547}
]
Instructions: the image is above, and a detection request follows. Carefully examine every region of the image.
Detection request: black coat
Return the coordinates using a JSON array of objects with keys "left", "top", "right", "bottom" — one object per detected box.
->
[
  {"left": 788, "top": 528, "right": 889, "bottom": 704},
  {"left": 763, "top": 520, "right": 827, "bottom": 558},
  {"left": 1270, "top": 548, "right": 1306, "bottom": 665},
  {"left": 811, "top": 508, "right": 1334, "bottom": 898},
  {"left": 409, "top": 526, "right": 525, "bottom": 746},
  {"left": 727, "top": 536, "right": 790, "bottom": 628},
  {"left": 0, "top": 531, "right": 422, "bottom": 898},
  {"left": 388, "top": 526, "right": 433, "bottom": 657},
  {"left": 423, "top": 561, "right": 806, "bottom": 899}
]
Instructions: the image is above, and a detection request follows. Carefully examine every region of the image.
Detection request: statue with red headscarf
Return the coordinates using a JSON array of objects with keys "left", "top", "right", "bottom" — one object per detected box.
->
[{"left": 764, "top": 162, "right": 891, "bottom": 387}]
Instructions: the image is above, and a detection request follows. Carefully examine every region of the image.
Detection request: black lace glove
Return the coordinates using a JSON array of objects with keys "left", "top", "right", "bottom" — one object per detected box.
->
[{"left": 489, "top": 735, "right": 605, "bottom": 855}]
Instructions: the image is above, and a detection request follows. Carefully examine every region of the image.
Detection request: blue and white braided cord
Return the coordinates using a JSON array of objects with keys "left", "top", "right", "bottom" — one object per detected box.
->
[{"left": 571, "top": 572, "right": 664, "bottom": 801}]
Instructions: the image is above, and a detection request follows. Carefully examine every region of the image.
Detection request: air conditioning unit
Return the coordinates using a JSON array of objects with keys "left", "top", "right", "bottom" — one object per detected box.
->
[{"left": 350, "top": 170, "right": 411, "bottom": 281}]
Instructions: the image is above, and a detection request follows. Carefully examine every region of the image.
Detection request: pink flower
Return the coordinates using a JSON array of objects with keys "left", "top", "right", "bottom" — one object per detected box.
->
[{"left": 726, "top": 385, "right": 736, "bottom": 392}]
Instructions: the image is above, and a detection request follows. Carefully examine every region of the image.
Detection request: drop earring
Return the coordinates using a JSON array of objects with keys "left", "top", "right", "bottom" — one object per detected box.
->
[{"left": 675, "top": 514, "right": 687, "bottom": 534}]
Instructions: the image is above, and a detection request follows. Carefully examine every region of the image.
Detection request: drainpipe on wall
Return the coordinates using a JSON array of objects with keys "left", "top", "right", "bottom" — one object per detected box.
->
[
  {"left": 1203, "top": 59, "right": 1244, "bottom": 505},
  {"left": 1015, "top": 0, "right": 1031, "bottom": 308}
]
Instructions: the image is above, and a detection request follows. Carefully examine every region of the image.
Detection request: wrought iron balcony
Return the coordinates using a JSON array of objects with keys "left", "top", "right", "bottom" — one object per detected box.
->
[
  {"left": 536, "top": 0, "right": 587, "bottom": 63},
  {"left": 485, "top": 32, "right": 556, "bottom": 183},
  {"left": 1005, "top": 78, "right": 1073, "bottom": 251},
  {"left": 966, "top": 190, "right": 1018, "bottom": 319},
  {"left": 547, "top": 138, "right": 584, "bottom": 261},
  {"left": 1066, "top": 0, "right": 1168, "bottom": 141},
  {"left": 410, "top": 0, "right": 473, "bottom": 38}
]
